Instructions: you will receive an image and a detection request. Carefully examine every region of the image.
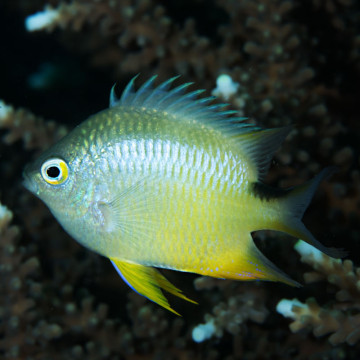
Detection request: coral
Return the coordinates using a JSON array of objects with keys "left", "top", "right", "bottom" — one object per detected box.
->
[
  {"left": 192, "top": 288, "right": 269, "bottom": 342},
  {"left": 0, "top": 201, "right": 40, "bottom": 358},
  {"left": 24, "top": 0, "right": 218, "bottom": 83},
  {"left": 22, "top": 0, "right": 338, "bottom": 121},
  {"left": 0, "top": 100, "right": 67, "bottom": 150},
  {"left": 211, "top": 74, "right": 240, "bottom": 101},
  {"left": 278, "top": 297, "right": 360, "bottom": 346},
  {"left": 277, "top": 241, "right": 360, "bottom": 346},
  {"left": 217, "top": 0, "right": 316, "bottom": 116}
]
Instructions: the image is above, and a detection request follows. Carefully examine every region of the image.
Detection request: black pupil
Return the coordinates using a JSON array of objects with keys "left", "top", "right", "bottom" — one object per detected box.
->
[{"left": 47, "top": 166, "right": 60, "bottom": 178}]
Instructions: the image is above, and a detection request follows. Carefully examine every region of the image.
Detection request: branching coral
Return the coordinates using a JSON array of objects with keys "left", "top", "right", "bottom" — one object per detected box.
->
[
  {"left": 0, "top": 100, "right": 67, "bottom": 150},
  {"left": 192, "top": 276, "right": 269, "bottom": 347},
  {"left": 217, "top": 0, "right": 314, "bottom": 111},
  {"left": 23, "top": 0, "right": 338, "bottom": 121},
  {"left": 192, "top": 289, "right": 269, "bottom": 343},
  {"left": 0, "top": 201, "right": 40, "bottom": 358},
  {"left": 277, "top": 241, "right": 360, "bottom": 346},
  {"left": 25, "top": 0, "right": 218, "bottom": 82}
]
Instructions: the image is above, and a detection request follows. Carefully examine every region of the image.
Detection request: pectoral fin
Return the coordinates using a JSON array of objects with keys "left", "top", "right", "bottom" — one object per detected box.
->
[{"left": 110, "top": 258, "right": 197, "bottom": 315}]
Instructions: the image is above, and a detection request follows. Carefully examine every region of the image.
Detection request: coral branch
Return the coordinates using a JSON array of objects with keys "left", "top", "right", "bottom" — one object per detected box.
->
[
  {"left": 0, "top": 201, "right": 40, "bottom": 357},
  {"left": 277, "top": 241, "right": 360, "bottom": 346},
  {"left": 193, "top": 284, "right": 268, "bottom": 342},
  {"left": 0, "top": 100, "right": 67, "bottom": 150}
]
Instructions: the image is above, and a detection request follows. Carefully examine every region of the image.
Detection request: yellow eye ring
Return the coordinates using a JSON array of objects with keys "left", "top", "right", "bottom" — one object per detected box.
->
[{"left": 41, "top": 158, "right": 69, "bottom": 185}]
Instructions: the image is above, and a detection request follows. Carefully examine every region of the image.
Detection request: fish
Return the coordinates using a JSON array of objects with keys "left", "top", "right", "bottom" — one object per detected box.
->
[{"left": 23, "top": 75, "right": 344, "bottom": 315}]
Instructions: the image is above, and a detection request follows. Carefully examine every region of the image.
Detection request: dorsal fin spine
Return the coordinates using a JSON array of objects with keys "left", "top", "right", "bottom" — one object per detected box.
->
[
  {"left": 153, "top": 80, "right": 191, "bottom": 108},
  {"left": 132, "top": 75, "right": 158, "bottom": 104},
  {"left": 162, "top": 83, "right": 195, "bottom": 110},
  {"left": 111, "top": 75, "right": 274, "bottom": 158},
  {"left": 157, "top": 76, "right": 180, "bottom": 92},
  {"left": 109, "top": 84, "right": 118, "bottom": 107},
  {"left": 165, "top": 89, "right": 205, "bottom": 113},
  {"left": 120, "top": 74, "right": 139, "bottom": 104}
]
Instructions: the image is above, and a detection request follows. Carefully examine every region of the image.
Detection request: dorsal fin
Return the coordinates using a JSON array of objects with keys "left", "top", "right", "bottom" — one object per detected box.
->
[
  {"left": 110, "top": 76, "right": 291, "bottom": 181},
  {"left": 109, "top": 75, "right": 256, "bottom": 136},
  {"left": 237, "top": 126, "right": 292, "bottom": 181}
]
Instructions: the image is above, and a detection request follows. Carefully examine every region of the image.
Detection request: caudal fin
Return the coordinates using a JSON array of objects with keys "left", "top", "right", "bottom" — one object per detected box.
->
[{"left": 276, "top": 167, "right": 346, "bottom": 259}]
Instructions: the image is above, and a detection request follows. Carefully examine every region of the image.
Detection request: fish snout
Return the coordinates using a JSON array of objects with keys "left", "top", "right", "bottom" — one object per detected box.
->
[{"left": 22, "top": 166, "right": 39, "bottom": 194}]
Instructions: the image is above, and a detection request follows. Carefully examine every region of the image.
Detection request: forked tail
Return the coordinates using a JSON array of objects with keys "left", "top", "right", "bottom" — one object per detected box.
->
[{"left": 273, "top": 167, "right": 346, "bottom": 258}]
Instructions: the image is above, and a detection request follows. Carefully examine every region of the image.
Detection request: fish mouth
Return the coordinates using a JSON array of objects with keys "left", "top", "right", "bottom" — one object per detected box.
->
[{"left": 22, "top": 166, "right": 39, "bottom": 195}]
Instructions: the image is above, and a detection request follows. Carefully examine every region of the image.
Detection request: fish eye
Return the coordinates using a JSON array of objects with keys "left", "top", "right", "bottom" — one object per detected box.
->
[{"left": 41, "top": 158, "right": 69, "bottom": 185}]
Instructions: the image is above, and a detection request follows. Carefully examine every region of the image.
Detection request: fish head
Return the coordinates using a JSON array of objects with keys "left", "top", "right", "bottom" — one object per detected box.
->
[{"left": 22, "top": 133, "right": 90, "bottom": 219}]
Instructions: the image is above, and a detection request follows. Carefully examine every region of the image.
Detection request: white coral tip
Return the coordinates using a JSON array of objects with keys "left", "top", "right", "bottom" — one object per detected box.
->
[
  {"left": 276, "top": 298, "right": 304, "bottom": 319},
  {"left": 192, "top": 320, "right": 216, "bottom": 343},
  {"left": 25, "top": 9, "right": 59, "bottom": 31},
  {"left": 294, "top": 240, "right": 323, "bottom": 262},
  {"left": 0, "top": 203, "right": 12, "bottom": 228},
  {"left": 0, "top": 100, "right": 11, "bottom": 119},
  {"left": 212, "top": 74, "right": 239, "bottom": 100}
]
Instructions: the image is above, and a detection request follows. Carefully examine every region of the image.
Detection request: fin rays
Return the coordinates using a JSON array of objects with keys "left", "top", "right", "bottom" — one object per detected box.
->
[
  {"left": 276, "top": 167, "right": 346, "bottom": 258},
  {"left": 110, "top": 75, "right": 252, "bottom": 139},
  {"left": 110, "top": 259, "right": 197, "bottom": 316},
  {"left": 237, "top": 126, "right": 293, "bottom": 181},
  {"left": 110, "top": 76, "right": 292, "bottom": 181}
]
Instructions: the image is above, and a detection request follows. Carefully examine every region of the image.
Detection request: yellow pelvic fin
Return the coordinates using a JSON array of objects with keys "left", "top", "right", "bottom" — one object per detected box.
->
[{"left": 110, "top": 258, "right": 197, "bottom": 316}]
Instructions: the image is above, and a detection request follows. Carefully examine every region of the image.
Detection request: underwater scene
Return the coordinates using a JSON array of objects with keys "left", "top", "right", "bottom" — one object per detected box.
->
[{"left": 0, "top": 0, "right": 359, "bottom": 359}]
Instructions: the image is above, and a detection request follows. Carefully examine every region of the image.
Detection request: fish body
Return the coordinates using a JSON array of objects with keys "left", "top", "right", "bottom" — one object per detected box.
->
[{"left": 23, "top": 76, "right": 342, "bottom": 314}]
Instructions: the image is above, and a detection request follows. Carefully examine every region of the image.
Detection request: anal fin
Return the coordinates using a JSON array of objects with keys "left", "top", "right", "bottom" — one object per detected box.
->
[
  {"left": 199, "top": 236, "right": 300, "bottom": 287},
  {"left": 110, "top": 258, "right": 197, "bottom": 316}
]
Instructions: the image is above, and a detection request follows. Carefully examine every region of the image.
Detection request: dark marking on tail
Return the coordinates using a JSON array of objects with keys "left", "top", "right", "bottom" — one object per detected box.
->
[{"left": 251, "top": 182, "right": 290, "bottom": 201}]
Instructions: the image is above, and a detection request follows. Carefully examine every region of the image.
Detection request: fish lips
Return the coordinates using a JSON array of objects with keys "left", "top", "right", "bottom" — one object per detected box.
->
[{"left": 22, "top": 165, "right": 39, "bottom": 195}]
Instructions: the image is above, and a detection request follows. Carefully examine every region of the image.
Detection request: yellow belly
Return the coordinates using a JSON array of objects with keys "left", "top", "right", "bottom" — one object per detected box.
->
[{"left": 105, "top": 177, "right": 272, "bottom": 277}]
